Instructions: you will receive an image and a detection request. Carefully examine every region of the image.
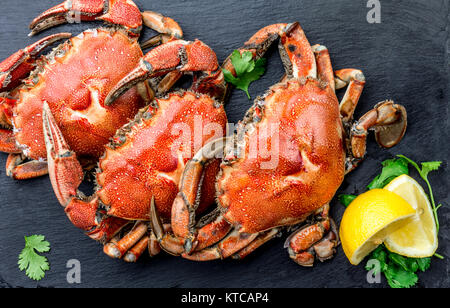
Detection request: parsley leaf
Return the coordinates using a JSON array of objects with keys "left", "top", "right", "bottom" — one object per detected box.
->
[
  {"left": 416, "top": 257, "right": 431, "bottom": 272},
  {"left": 388, "top": 253, "right": 410, "bottom": 272},
  {"left": 18, "top": 235, "right": 50, "bottom": 281},
  {"left": 384, "top": 265, "right": 418, "bottom": 288},
  {"left": 338, "top": 194, "right": 357, "bottom": 207},
  {"left": 420, "top": 161, "right": 442, "bottom": 178},
  {"left": 222, "top": 50, "right": 266, "bottom": 99},
  {"left": 367, "top": 157, "right": 409, "bottom": 190}
]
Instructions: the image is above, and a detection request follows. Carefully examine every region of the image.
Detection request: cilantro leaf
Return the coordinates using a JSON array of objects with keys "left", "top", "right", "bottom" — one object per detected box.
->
[
  {"left": 384, "top": 265, "right": 418, "bottom": 288},
  {"left": 222, "top": 50, "right": 266, "bottom": 99},
  {"left": 420, "top": 161, "right": 442, "bottom": 178},
  {"left": 338, "top": 194, "right": 357, "bottom": 207},
  {"left": 367, "top": 157, "right": 409, "bottom": 190},
  {"left": 416, "top": 257, "right": 431, "bottom": 272},
  {"left": 18, "top": 235, "right": 50, "bottom": 281},
  {"left": 365, "top": 244, "right": 432, "bottom": 288},
  {"left": 388, "top": 253, "right": 410, "bottom": 272}
]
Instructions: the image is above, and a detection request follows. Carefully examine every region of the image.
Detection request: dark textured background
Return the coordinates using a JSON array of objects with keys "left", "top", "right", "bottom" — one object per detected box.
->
[{"left": 0, "top": 0, "right": 448, "bottom": 288}]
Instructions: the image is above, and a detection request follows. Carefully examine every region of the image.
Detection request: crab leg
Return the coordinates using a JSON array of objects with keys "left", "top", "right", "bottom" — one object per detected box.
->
[
  {"left": 42, "top": 102, "right": 129, "bottom": 243},
  {"left": 312, "top": 46, "right": 366, "bottom": 122},
  {"left": 193, "top": 23, "right": 305, "bottom": 103},
  {"left": 103, "top": 221, "right": 148, "bottom": 259},
  {"left": 197, "top": 22, "right": 318, "bottom": 103},
  {"left": 5, "top": 154, "right": 48, "bottom": 180},
  {"left": 287, "top": 221, "right": 332, "bottom": 266},
  {"left": 150, "top": 138, "right": 253, "bottom": 259},
  {"left": 170, "top": 138, "right": 229, "bottom": 244},
  {"left": 140, "top": 11, "right": 183, "bottom": 49},
  {"left": 29, "top": 0, "right": 143, "bottom": 36},
  {"left": 335, "top": 69, "right": 366, "bottom": 122},
  {"left": 350, "top": 100, "right": 407, "bottom": 162},
  {"left": 105, "top": 39, "right": 219, "bottom": 105},
  {"left": 181, "top": 229, "right": 259, "bottom": 261},
  {"left": 123, "top": 236, "right": 150, "bottom": 262},
  {"left": 148, "top": 232, "right": 162, "bottom": 257},
  {"left": 0, "top": 33, "right": 71, "bottom": 92},
  {"left": 312, "top": 45, "right": 335, "bottom": 92},
  {"left": 231, "top": 228, "right": 281, "bottom": 260},
  {"left": 154, "top": 71, "right": 184, "bottom": 96},
  {"left": 279, "top": 22, "right": 317, "bottom": 79},
  {"left": 286, "top": 204, "right": 339, "bottom": 266},
  {"left": 149, "top": 197, "right": 188, "bottom": 256}
]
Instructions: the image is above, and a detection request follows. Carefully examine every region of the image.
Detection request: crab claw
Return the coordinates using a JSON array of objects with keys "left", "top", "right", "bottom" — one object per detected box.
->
[
  {"left": 43, "top": 102, "right": 128, "bottom": 242},
  {"left": 29, "top": 0, "right": 143, "bottom": 36},
  {"left": 0, "top": 33, "right": 71, "bottom": 92},
  {"left": 140, "top": 11, "right": 184, "bottom": 49},
  {"left": 64, "top": 196, "right": 129, "bottom": 243},
  {"left": 150, "top": 197, "right": 186, "bottom": 256},
  {"left": 105, "top": 39, "right": 218, "bottom": 105},
  {"left": 351, "top": 100, "right": 407, "bottom": 159},
  {"left": 43, "top": 101, "right": 84, "bottom": 206},
  {"left": 373, "top": 101, "right": 408, "bottom": 148}
]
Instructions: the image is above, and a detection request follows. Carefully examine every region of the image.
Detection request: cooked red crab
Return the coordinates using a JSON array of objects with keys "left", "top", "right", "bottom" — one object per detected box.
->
[
  {"left": 43, "top": 38, "right": 230, "bottom": 262},
  {"left": 0, "top": 0, "right": 183, "bottom": 179},
  {"left": 150, "top": 22, "right": 408, "bottom": 266}
]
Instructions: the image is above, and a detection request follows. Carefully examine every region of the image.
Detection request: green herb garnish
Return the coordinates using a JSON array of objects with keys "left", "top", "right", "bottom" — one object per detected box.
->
[
  {"left": 18, "top": 235, "right": 50, "bottom": 281},
  {"left": 222, "top": 50, "right": 266, "bottom": 99},
  {"left": 340, "top": 156, "right": 443, "bottom": 288}
]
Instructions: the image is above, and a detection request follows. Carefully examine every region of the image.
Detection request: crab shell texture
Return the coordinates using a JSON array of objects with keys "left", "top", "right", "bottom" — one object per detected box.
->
[
  {"left": 217, "top": 78, "right": 346, "bottom": 234},
  {"left": 96, "top": 91, "right": 227, "bottom": 221},
  {"left": 13, "top": 28, "right": 147, "bottom": 161}
]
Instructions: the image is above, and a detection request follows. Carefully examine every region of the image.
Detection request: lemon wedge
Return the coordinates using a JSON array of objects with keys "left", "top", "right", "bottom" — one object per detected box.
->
[
  {"left": 340, "top": 189, "right": 415, "bottom": 265},
  {"left": 383, "top": 174, "right": 438, "bottom": 257}
]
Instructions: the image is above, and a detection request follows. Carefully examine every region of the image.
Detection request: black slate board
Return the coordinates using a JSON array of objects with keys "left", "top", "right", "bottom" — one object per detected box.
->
[{"left": 0, "top": 0, "right": 448, "bottom": 288}]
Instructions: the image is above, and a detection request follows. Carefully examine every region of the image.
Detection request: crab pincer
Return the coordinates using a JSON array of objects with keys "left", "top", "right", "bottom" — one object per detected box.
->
[
  {"left": 105, "top": 39, "right": 218, "bottom": 105},
  {"left": 29, "top": 0, "right": 183, "bottom": 46},
  {"left": 0, "top": 33, "right": 71, "bottom": 92},
  {"left": 29, "top": 0, "right": 142, "bottom": 36}
]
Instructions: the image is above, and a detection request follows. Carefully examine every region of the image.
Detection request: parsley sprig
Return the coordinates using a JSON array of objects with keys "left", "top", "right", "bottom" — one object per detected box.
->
[
  {"left": 18, "top": 235, "right": 50, "bottom": 281},
  {"left": 339, "top": 156, "right": 443, "bottom": 288},
  {"left": 222, "top": 50, "right": 266, "bottom": 99},
  {"left": 366, "top": 245, "right": 431, "bottom": 288}
]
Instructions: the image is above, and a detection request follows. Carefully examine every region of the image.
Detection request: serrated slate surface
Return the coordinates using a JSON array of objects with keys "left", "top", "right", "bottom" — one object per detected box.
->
[{"left": 0, "top": 0, "right": 448, "bottom": 288}]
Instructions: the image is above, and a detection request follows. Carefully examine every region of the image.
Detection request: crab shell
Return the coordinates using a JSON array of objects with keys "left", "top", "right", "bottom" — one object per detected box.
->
[
  {"left": 217, "top": 78, "right": 346, "bottom": 234},
  {"left": 96, "top": 91, "right": 227, "bottom": 220},
  {"left": 13, "top": 28, "right": 148, "bottom": 161}
]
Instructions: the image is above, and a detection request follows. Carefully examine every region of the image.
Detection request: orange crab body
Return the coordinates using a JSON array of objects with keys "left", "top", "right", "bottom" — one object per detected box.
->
[
  {"left": 0, "top": 0, "right": 184, "bottom": 179},
  {"left": 14, "top": 29, "right": 147, "bottom": 161},
  {"left": 218, "top": 79, "right": 345, "bottom": 234},
  {"left": 97, "top": 91, "right": 227, "bottom": 220}
]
